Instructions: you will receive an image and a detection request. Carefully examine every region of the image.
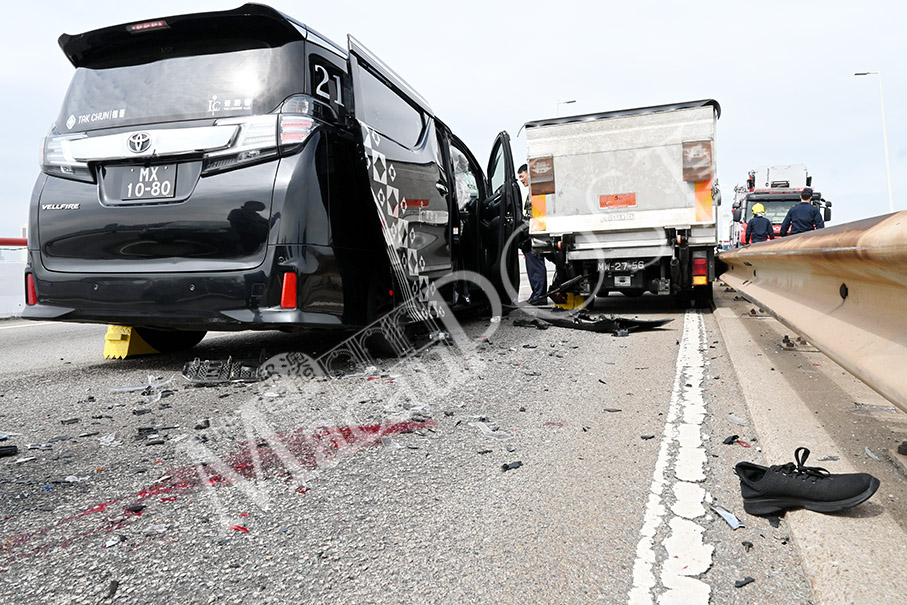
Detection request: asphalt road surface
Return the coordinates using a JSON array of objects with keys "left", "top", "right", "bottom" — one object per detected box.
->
[{"left": 0, "top": 287, "right": 903, "bottom": 604}]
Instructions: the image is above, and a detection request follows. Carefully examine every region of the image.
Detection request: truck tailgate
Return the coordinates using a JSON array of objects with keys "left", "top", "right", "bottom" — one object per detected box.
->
[{"left": 526, "top": 103, "right": 718, "bottom": 239}]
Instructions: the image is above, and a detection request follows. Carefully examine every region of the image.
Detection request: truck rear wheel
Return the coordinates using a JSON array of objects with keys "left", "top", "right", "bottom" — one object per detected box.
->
[{"left": 134, "top": 327, "right": 207, "bottom": 353}]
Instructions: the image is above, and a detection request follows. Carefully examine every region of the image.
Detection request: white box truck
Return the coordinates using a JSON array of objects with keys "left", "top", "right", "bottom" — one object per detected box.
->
[{"left": 524, "top": 99, "right": 721, "bottom": 307}]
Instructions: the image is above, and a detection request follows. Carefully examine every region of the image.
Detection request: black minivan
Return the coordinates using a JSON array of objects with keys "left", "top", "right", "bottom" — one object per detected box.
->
[{"left": 24, "top": 4, "right": 521, "bottom": 350}]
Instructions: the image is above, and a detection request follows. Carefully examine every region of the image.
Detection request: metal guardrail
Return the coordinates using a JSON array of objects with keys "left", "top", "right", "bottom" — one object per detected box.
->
[
  {"left": 718, "top": 212, "right": 907, "bottom": 413},
  {"left": 0, "top": 238, "right": 27, "bottom": 247}
]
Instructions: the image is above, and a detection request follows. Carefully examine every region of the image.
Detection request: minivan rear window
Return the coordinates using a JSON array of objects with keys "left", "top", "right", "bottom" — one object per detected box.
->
[{"left": 56, "top": 41, "right": 307, "bottom": 133}]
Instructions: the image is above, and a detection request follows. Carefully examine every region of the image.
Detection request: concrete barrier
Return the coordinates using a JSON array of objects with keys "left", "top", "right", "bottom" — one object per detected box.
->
[{"left": 0, "top": 262, "right": 25, "bottom": 318}]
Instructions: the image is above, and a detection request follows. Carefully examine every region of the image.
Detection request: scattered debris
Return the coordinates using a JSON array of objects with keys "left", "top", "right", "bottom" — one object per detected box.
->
[
  {"left": 501, "top": 461, "right": 523, "bottom": 472},
  {"left": 468, "top": 420, "right": 513, "bottom": 441},
  {"left": 899, "top": 441, "right": 907, "bottom": 456},
  {"left": 103, "top": 538, "right": 120, "bottom": 548},
  {"left": 48, "top": 435, "right": 72, "bottom": 443},
  {"left": 728, "top": 413, "right": 749, "bottom": 427},
  {"left": 477, "top": 449, "right": 492, "bottom": 455},
  {"left": 604, "top": 408, "right": 622, "bottom": 413},
  {"left": 194, "top": 418, "right": 211, "bottom": 430},
  {"left": 852, "top": 402, "right": 898, "bottom": 413},
  {"left": 379, "top": 436, "right": 402, "bottom": 450},
  {"left": 105, "top": 580, "right": 119, "bottom": 600},
  {"left": 818, "top": 455, "right": 840, "bottom": 462},
  {"left": 742, "top": 541, "right": 753, "bottom": 553},
  {"left": 712, "top": 505, "right": 745, "bottom": 529},
  {"left": 767, "top": 516, "right": 781, "bottom": 528},
  {"left": 98, "top": 433, "right": 121, "bottom": 447},
  {"left": 229, "top": 525, "right": 249, "bottom": 533},
  {"left": 133, "top": 409, "right": 152, "bottom": 416},
  {"left": 109, "top": 375, "right": 175, "bottom": 393},
  {"left": 513, "top": 318, "right": 549, "bottom": 330},
  {"left": 723, "top": 434, "right": 739, "bottom": 445},
  {"left": 865, "top": 447, "right": 881, "bottom": 461},
  {"left": 146, "top": 440, "right": 166, "bottom": 446},
  {"left": 522, "top": 309, "right": 673, "bottom": 335},
  {"left": 145, "top": 523, "right": 168, "bottom": 536},
  {"left": 183, "top": 358, "right": 263, "bottom": 384},
  {"left": 125, "top": 504, "right": 145, "bottom": 514},
  {"left": 60, "top": 418, "right": 80, "bottom": 425},
  {"left": 736, "top": 439, "right": 752, "bottom": 448},
  {"left": 641, "top": 435, "right": 655, "bottom": 440},
  {"left": 8, "top": 456, "right": 36, "bottom": 465},
  {"left": 734, "top": 576, "right": 755, "bottom": 588},
  {"left": 25, "top": 443, "right": 52, "bottom": 451},
  {"left": 0, "top": 445, "right": 18, "bottom": 458},
  {"left": 428, "top": 330, "right": 452, "bottom": 344}
]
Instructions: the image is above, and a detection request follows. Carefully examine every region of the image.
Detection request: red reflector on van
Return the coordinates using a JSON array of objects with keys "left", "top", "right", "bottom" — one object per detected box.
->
[
  {"left": 26, "top": 274, "right": 37, "bottom": 306},
  {"left": 280, "top": 273, "right": 297, "bottom": 309},
  {"left": 693, "top": 258, "right": 708, "bottom": 276}
]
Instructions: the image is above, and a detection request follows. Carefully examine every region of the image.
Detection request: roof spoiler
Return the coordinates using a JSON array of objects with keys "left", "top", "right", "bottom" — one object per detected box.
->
[{"left": 58, "top": 3, "right": 305, "bottom": 68}]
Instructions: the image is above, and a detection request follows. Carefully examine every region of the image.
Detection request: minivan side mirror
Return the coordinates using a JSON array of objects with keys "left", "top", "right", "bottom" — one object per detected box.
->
[{"left": 732, "top": 208, "right": 743, "bottom": 222}]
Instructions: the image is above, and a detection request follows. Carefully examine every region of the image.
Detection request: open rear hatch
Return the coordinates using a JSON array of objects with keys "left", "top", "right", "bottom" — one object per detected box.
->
[{"left": 38, "top": 4, "right": 308, "bottom": 273}]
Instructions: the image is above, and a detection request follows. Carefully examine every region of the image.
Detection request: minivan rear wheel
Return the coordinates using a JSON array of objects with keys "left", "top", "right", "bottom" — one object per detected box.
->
[{"left": 134, "top": 327, "right": 207, "bottom": 353}]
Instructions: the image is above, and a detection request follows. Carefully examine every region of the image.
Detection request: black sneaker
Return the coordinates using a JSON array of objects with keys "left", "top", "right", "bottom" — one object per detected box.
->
[{"left": 735, "top": 447, "right": 880, "bottom": 516}]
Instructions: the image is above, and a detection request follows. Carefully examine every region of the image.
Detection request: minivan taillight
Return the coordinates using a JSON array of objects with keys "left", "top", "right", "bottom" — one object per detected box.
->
[
  {"left": 42, "top": 133, "right": 94, "bottom": 183},
  {"left": 203, "top": 115, "right": 279, "bottom": 175},
  {"left": 277, "top": 95, "right": 318, "bottom": 155},
  {"left": 201, "top": 96, "right": 319, "bottom": 175},
  {"left": 279, "top": 116, "right": 315, "bottom": 146}
]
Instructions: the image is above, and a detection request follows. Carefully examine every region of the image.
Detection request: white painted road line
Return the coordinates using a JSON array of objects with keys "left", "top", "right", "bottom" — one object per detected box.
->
[
  {"left": 628, "top": 311, "right": 713, "bottom": 605},
  {"left": 0, "top": 321, "right": 55, "bottom": 330}
]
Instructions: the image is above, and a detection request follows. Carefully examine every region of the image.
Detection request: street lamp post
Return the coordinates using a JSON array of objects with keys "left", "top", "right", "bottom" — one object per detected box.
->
[
  {"left": 855, "top": 71, "right": 894, "bottom": 213},
  {"left": 556, "top": 99, "right": 576, "bottom": 117}
]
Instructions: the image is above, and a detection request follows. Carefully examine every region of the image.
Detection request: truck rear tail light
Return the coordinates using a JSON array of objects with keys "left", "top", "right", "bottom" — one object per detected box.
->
[
  {"left": 693, "top": 257, "right": 708, "bottom": 285},
  {"left": 25, "top": 274, "right": 37, "bottom": 306},
  {"left": 280, "top": 272, "right": 297, "bottom": 309}
]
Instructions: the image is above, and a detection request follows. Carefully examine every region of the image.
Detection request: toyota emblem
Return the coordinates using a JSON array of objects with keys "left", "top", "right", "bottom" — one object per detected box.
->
[{"left": 127, "top": 132, "right": 152, "bottom": 154}]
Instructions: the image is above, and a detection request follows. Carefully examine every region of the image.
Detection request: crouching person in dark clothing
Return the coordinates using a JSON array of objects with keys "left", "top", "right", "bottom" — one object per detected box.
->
[{"left": 745, "top": 203, "right": 775, "bottom": 244}]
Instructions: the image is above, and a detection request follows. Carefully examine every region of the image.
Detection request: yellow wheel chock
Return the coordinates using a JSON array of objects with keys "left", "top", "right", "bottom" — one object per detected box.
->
[
  {"left": 103, "top": 326, "right": 159, "bottom": 359},
  {"left": 554, "top": 293, "right": 585, "bottom": 310}
]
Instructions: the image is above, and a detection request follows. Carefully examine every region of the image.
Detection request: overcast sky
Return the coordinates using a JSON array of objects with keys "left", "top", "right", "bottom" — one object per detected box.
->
[{"left": 1, "top": 0, "right": 904, "bottom": 243}]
